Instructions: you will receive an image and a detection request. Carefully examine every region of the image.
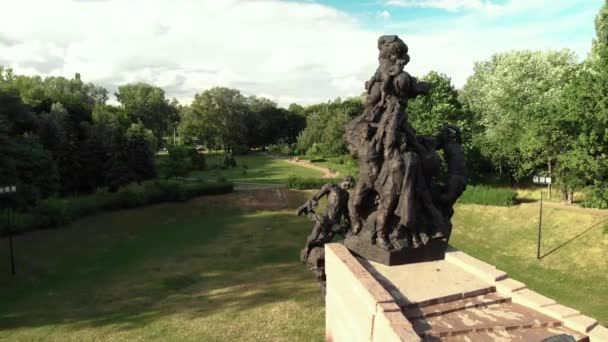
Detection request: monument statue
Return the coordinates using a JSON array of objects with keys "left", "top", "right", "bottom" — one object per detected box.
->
[
  {"left": 297, "top": 35, "right": 467, "bottom": 293},
  {"left": 298, "top": 176, "right": 355, "bottom": 295},
  {"left": 342, "top": 35, "right": 467, "bottom": 265}
]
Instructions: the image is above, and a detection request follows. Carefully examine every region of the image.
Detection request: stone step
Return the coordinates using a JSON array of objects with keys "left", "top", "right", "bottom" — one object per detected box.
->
[
  {"left": 403, "top": 292, "right": 511, "bottom": 319},
  {"left": 433, "top": 326, "right": 589, "bottom": 342},
  {"left": 400, "top": 286, "right": 497, "bottom": 309},
  {"left": 411, "top": 302, "right": 563, "bottom": 338}
]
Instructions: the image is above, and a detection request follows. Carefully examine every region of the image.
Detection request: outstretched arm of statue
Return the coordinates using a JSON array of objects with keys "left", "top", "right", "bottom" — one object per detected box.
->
[{"left": 312, "top": 184, "right": 331, "bottom": 202}]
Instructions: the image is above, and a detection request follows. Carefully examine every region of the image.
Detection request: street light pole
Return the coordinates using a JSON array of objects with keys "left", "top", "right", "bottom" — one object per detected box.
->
[
  {"left": 1, "top": 185, "right": 17, "bottom": 275},
  {"left": 537, "top": 190, "right": 543, "bottom": 260}
]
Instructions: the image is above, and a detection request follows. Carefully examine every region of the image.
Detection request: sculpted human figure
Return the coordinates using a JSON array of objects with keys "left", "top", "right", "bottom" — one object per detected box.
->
[
  {"left": 435, "top": 125, "right": 467, "bottom": 234},
  {"left": 297, "top": 176, "right": 355, "bottom": 296},
  {"left": 298, "top": 176, "right": 355, "bottom": 262}
]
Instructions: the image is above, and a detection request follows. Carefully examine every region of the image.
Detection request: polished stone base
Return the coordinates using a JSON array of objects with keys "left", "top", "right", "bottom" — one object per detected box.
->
[{"left": 343, "top": 234, "right": 447, "bottom": 266}]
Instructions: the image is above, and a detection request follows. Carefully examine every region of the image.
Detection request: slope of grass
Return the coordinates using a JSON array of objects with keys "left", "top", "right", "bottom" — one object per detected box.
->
[
  {"left": 0, "top": 190, "right": 324, "bottom": 341},
  {"left": 190, "top": 152, "right": 322, "bottom": 184},
  {"left": 1, "top": 187, "right": 606, "bottom": 341},
  {"left": 451, "top": 202, "right": 608, "bottom": 325}
]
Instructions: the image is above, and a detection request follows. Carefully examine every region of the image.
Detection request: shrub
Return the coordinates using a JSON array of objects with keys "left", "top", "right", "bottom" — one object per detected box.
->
[
  {"left": 457, "top": 186, "right": 517, "bottom": 207},
  {"left": 232, "top": 144, "right": 249, "bottom": 155},
  {"left": 32, "top": 198, "right": 71, "bottom": 228},
  {"left": 267, "top": 143, "right": 295, "bottom": 156},
  {"left": 115, "top": 184, "right": 148, "bottom": 208},
  {"left": 163, "top": 145, "right": 192, "bottom": 179},
  {"left": 22, "top": 180, "right": 234, "bottom": 232},
  {"left": 185, "top": 146, "right": 206, "bottom": 170},
  {"left": 582, "top": 183, "right": 608, "bottom": 209},
  {"left": 223, "top": 155, "right": 237, "bottom": 168},
  {"left": 287, "top": 175, "right": 341, "bottom": 190}
]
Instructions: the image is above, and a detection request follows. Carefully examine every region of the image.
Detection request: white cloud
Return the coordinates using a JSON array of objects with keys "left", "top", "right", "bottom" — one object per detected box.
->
[
  {"left": 0, "top": 0, "right": 600, "bottom": 107},
  {"left": 378, "top": 10, "right": 391, "bottom": 19},
  {"left": 385, "top": 0, "right": 503, "bottom": 13}
]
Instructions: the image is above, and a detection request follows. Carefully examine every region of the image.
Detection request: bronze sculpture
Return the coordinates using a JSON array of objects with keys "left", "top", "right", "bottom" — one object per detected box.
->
[
  {"left": 298, "top": 176, "right": 354, "bottom": 295},
  {"left": 343, "top": 35, "right": 466, "bottom": 264},
  {"left": 298, "top": 35, "right": 467, "bottom": 290}
]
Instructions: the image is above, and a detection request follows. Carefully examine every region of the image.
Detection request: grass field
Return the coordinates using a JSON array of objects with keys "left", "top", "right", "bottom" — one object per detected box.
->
[
  {"left": 451, "top": 202, "right": 608, "bottom": 324},
  {"left": 190, "top": 152, "right": 323, "bottom": 184},
  {"left": 1, "top": 153, "right": 606, "bottom": 340},
  {"left": 0, "top": 190, "right": 324, "bottom": 341}
]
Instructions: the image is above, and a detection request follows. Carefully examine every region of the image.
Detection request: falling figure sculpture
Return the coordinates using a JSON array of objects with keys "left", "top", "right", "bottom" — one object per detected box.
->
[{"left": 298, "top": 176, "right": 355, "bottom": 296}]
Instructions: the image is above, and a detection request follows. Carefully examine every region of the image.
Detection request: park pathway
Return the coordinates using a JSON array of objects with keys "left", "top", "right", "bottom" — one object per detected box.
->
[{"left": 283, "top": 158, "right": 340, "bottom": 179}]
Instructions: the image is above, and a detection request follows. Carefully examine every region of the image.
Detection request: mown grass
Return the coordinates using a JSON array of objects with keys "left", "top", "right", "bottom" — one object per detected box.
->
[
  {"left": 458, "top": 185, "right": 517, "bottom": 206},
  {"left": 451, "top": 202, "right": 608, "bottom": 325},
  {"left": 0, "top": 190, "right": 324, "bottom": 341},
  {"left": 189, "top": 152, "right": 322, "bottom": 184},
  {"left": 1, "top": 186, "right": 606, "bottom": 341}
]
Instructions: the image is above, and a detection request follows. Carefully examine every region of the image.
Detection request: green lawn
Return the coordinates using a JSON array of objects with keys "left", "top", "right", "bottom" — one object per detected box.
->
[
  {"left": 451, "top": 202, "right": 608, "bottom": 325},
  {"left": 190, "top": 152, "right": 323, "bottom": 184},
  {"left": 1, "top": 188, "right": 605, "bottom": 341},
  {"left": 0, "top": 190, "right": 324, "bottom": 341}
]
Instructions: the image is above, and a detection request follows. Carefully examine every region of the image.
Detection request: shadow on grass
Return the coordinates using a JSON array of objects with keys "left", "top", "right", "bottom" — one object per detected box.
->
[
  {"left": 0, "top": 191, "right": 322, "bottom": 336},
  {"left": 540, "top": 216, "right": 608, "bottom": 260}
]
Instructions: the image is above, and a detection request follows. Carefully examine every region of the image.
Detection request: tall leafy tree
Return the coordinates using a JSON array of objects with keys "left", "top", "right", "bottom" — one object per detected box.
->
[
  {"left": 460, "top": 49, "right": 578, "bottom": 185},
  {"left": 115, "top": 83, "right": 179, "bottom": 147}
]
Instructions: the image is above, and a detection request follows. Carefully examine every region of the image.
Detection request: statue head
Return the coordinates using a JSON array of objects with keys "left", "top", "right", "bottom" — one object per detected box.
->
[
  {"left": 377, "top": 35, "right": 410, "bottom": 65},
  {"left": 437, "top": 125, "right": 462, "bottom": 148},
  {"left": 340, "top": 176, "right": 355, "bottom": 190}
]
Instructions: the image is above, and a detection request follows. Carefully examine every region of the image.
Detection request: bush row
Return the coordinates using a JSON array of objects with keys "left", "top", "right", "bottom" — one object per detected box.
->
[
  {"left": 286, "top": 175, "right": 343, "bottom": 190},
  {"left": 3, "top": 180, "right": 234, "bottom": 233},
  {"left": 457, "top": 185, "right": 517, "bottom": 207}
]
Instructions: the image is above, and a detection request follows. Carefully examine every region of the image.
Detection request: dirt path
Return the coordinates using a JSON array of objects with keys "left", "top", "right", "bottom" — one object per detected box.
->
[{"left": 284, "top": 158, "right": 340, "bottom": 179}]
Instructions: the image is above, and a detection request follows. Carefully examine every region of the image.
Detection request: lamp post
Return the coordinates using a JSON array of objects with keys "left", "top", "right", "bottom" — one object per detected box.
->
[
  {"left": 0, "top": 185, "right": 17, "bottom": 275},
  {"left": 532, "top": 176, "right": 551, "bottom": 260}
]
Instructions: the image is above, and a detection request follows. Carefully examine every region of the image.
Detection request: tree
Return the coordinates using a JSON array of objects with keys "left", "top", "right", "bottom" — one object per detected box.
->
[
  {"left": 556, "top": 0, "right": 608, "bottom": 205},
  {"left": 104, "top": 131, "right": 135, "bottom": 192},
  {"left": 184, "top": 87, "right": 247, "bottom": 152},
  {"left": 92, "top": 104, "right": 130, "bottom": 130},
  {"left": 460, "top": 50, "right": 578, "bottom": 185},
  {"left": 126, "top": 123, "right": 157, "bottom": 183},
  {"left": 295, "top": 97, "right": 364, "bottom": 156},
  {"left": 115, "top": 83, "right": 179, "bottom": 147}
]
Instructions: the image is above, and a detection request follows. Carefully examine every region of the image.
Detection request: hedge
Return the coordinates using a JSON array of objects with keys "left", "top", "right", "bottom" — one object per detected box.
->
[
  {"left": 2, "top": 180, "right": 233, "bottom": 234},
  {"left": 457, "top": 185, "right": 517, "bottom": 207},
  {"left": 287, "top": 175, "right": 342, "bottom": 190}
]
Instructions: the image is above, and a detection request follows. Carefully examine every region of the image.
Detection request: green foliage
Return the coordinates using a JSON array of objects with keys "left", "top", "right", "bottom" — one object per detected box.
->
[
  {"left": 179, "top": 89, "right": 305, "bottom": 152},
  {"left": 185, "top": 146, "right": 206, "bottom": 170},
  {"left": 32, "top": 198, "right": 71, "bottom": 228},
  {"left": 458, "top": 186, "right": 517, "bottom": 206},
  {"left": 232, "top": 144, "right": 249, "bottom": 155},
  {"left": 115, "top": 83, "right": 179, "bottom": 146},
  {"left": 223, "top": 155, "right": 237, "bottom": 168},
  {"left": 163, "top": 145, "right": 193, "bottom": 179},
  {"left": 582, "top": 182, "right": 608, "bottom": 209},
  {"left": 286, "top": 175, "right": 341, "bottom": 190},
  {"left": 21, "top": 180, "right": 233, "bottom": 232},
  {"left": 267, "top": 142, "right": 296, "bottom": 156},
  {"left": 460, "top": 49, "right": 579, "bottom": 183},
  {"left": 295, "top": 97, "right": 364, "bottom": 157}
]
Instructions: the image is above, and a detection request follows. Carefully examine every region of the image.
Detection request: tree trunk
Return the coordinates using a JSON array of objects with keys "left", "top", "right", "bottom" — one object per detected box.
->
[{"left": 567, "top": 191, "right": 574, "bottom": 205}]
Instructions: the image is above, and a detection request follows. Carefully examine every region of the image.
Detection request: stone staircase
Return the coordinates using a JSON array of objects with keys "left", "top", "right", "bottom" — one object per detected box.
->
[{"left": 401, "top": 288, "right": 588, "bottom": 341}]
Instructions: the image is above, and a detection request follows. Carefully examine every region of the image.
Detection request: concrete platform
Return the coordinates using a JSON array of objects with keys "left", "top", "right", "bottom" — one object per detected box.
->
[{"left": 324, "top": 243, "right": 606, "bottom": 341}]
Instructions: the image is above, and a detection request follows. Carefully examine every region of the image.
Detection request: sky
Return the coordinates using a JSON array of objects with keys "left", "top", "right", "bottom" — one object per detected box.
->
[{"left": 0, "top": 0, "right": 604, "bottom": 107}]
